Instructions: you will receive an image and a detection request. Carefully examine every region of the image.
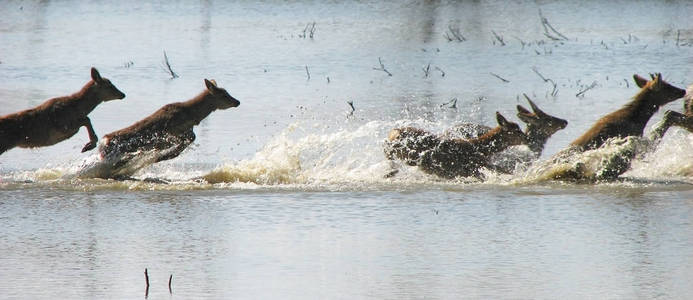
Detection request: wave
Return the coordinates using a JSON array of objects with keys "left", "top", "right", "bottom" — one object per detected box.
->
[{"left": 3, "top": 120, "right": 693, "bottom": 191}]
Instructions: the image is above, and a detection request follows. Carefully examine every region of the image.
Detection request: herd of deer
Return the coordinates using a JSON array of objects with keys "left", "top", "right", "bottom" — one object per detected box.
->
[{"left": 0, "top": 67, "right": 690, "bottom": 182}]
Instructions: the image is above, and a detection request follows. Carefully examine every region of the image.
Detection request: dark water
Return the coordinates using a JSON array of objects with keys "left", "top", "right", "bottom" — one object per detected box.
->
[{"left": 2, "top": 0, "right": 693, "bottom": 299}]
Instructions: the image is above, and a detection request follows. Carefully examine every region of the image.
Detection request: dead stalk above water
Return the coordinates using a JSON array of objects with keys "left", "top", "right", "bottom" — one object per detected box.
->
[
  {"left": 300, "top": 22, "right": 316, "bottom": 39},
  {"left": 373, "top": 57, "right": 392, "bottom": 76},
  {"left": 162, "top": 50, "right": 179, "bottom": 79},
  {"left": 491, "top": 30, "right": 506, "bottom": 46},
  {"left": 440, "top": 97, "right": 457, "bottom": 109},
  {"left": 434, "top": 66, "right": 445, "bottom": 77},
  {"left": 532, "top": 67, "right": 558, "bottom": 97},
  {"left": 490, "top": 72, "right": 509, "bottom": 83},
  {"left": 144, "top": 268, "right": 150, "bottom": 298},
  {"left": 444, "top": 25, "right": 466, "bottom": 42},
  {"left": 539, "top": 9, "right": 569, "bottom": 41},
  {"left": 576, "top": 81, "right": 598, "bottom": 98}
]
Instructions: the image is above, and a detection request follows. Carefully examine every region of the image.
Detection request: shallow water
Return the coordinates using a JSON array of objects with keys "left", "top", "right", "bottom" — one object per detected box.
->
[{"left": 2, "top": 0, "right": 693, "bottom": 299}]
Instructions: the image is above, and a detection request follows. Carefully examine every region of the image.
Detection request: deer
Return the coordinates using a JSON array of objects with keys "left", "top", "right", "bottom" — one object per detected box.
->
[
  {"left": 384, "top": 112, "right": 528, "bottom": 179},
  {"left": 443, "top": 97, "right": 568, "bottom": 161},
  {"left": 0, "top": 67, "right": 125, "bottom": 155},
  {"left": 557, "top": 73, "right": 685, "bottom": 180},
  {"left": 91, "top": 79, "right": 240, "bottom": 179}
]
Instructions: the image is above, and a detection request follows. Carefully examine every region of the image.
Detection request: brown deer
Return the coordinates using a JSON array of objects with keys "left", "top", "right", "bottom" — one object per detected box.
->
[
  {"left": 571, "top": 73, "right": 684, "bottom": 151},
  {"left": 443, "top": 97, "right": 568, "bottom": 159},
  {"left": 93, "top": 79, "right": 240, "bottom": 179},
  {"left": 0, "top": 67, "right": 125, "bottom": 155},
  {"left": 562, "top": 73, "right": 685, "bottom": 180},
  {"left": 384, "top": 112, "right": 528, "bottom": 179}
]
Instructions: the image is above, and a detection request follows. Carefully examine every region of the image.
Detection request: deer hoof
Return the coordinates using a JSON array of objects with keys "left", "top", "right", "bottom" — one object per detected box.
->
[{"left": 81, "top": 141, "right": 97, "bottom": 152}]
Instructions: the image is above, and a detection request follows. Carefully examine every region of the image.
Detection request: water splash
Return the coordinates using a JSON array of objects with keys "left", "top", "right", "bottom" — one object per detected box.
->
[{"left": 4, "top": 119, "right": 693, "bottom": 190}]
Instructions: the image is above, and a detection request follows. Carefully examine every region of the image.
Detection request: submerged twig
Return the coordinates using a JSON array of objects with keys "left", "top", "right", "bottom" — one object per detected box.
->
[
  {"left": 162, "top": 50, "right": 179, "bottom": 79},
  {"left": 372, "top": 57, "right": 393, "bottom": 76},
  {"left": 490, "top": 72, "right": 509, "bottom": 83}
]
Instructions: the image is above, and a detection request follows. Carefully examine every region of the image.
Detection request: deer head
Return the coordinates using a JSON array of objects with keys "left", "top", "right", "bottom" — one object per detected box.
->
[
  {"left": 516, "top": 98, "right": 568, "bottom": 138},
  {"left": 495, "top": 112, "right": 528, "bottom": 146},
  {"left": 204, "top": 79, "right": 241, "bottom": 109},
  {"left": 90, "top": 67, "right": 125, "bottom": 101},
  {"left": 633, "top": 73, "right": 686, "bottom": 107}
]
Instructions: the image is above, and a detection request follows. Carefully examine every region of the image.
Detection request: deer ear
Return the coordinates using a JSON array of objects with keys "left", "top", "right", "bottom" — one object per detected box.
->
[
  {"left": 517, "top": 105, "right": 531, "bottom": 115},
  {"left": 651, "top": 73, "right": 662, "bottom": 91},
  {"left": 516, "top": 106, "right": 534, "bottom": 123},
  {"left": 633, "top": 74, "right": 648, "bottom": 88},
  {"left": 91, "top": 67, "right": 103, "bottom": 83},
  {"left": 204, "top": 79, "right": 217, "bottom": 93},
  {"left": 496, "top": 112, "right": 509, "bottom": 127}
]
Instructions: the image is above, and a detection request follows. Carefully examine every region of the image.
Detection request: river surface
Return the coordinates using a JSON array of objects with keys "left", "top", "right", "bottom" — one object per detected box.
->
[{"left": 2, "top": 1, "right": 693, "bottom": 299}]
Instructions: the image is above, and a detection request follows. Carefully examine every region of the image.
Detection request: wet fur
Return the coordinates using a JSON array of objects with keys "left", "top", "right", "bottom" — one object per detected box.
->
[
  {"left": 441, "top": 99, "right": 567, "bottom": 173},
  {"left": 384, "top": 112, "right": 527, "bottom": 179}
]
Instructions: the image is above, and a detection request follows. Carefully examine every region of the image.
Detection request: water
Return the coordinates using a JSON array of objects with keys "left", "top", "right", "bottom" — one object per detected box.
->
[{"left": 2, "top": 0, "right": 693, "bottom": 298}]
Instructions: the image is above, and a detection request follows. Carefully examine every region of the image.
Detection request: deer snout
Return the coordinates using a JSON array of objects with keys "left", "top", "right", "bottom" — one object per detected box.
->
[{"left": 229, "top": 97, "right": 240, "bottom": 107}]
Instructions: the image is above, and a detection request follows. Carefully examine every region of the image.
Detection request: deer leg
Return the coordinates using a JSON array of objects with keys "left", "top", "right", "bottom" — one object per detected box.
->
[
  {"left": 155, "top": 131, "right": 195, "bottom": 163},
  {"left": 80, "top": 117, "right": 99, "bottom": 152}
]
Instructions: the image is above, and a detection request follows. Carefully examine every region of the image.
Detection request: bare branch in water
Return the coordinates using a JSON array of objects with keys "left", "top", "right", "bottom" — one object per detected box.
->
[
  {"left": 440, "top": 97, "right": 457, "bottom": 109},
  {"left": 492, "top": 30, "right": 506, "bottom": 46},
  {"left": 434, "top": 66, "right": 445, "bottom": 77},
  {"left": 576, "top": 81, "right": 598, "bottom": 97},
  {"left": 490, "top": 72, "right": 509, "bottom": 83},
  {"left": 309, "top": 22, "right": 316, "bottom": 39},
  {"left": 423, "top": 63, "right": 430, "bottom": 78},
  {"left": 162, "top": 50, "right": 179, "bottom": 79},
  {"left": 532, "top": 66, "right": 558, "bottom": 97},
  {"left": 168, "top": 274, "right": 173, "bottom": 295},
  {"left": 144, "top": 268, "right": 150, "bottom": 298},
  {"left": 347, "top": 101, "right": 355, "bottom": 118},
  {"left": 539, "top": 9, "right": 569, "bottom": 41},
  {"left": 444, "top": 25, "right": 466, "bottom": 42},
  {"left": 373, "top": 57, "right": 393, "bottom": 76},
  {"left": 299, "top": 22, "right": 317, "bottom": 39}
]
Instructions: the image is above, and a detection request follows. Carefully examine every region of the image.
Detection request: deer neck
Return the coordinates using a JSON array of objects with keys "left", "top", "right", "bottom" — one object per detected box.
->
[
  {"left": 626, "top": 90, "right": 662, "bottom": 127},
  {"left": 183, "top": 91, "right": 218, "bottom": 124},
  {"left": 525, "top": 126, "right": 548, "bottom": 157},
  {"left": 73, "top": 81, "right": 104, "bottom": 115}
]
